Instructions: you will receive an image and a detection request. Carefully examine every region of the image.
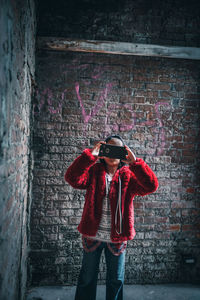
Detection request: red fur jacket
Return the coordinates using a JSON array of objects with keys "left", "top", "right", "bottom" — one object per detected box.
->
[{"left": 64, "top": 149, "right": 159, "bottom": 243}]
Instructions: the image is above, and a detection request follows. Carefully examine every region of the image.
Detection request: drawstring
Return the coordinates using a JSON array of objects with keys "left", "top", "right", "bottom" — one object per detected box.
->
[
  {"left": 105, "top": 174, "right": 110, "bottom": 196},
  {"left": 115, "top": 176, "right": 122, "bottom": 235},
  {"left": 105, "top": 173, "right": 122, "bottom": 235}
]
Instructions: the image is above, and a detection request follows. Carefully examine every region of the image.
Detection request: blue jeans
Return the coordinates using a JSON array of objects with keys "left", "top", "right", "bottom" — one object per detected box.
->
[{"left": 74, "top": 242, "right": 126, "bottom": 300}]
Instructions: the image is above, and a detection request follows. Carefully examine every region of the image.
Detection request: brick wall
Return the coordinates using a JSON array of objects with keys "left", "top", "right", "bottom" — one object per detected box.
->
[
  {"left": 37, "top": 0, "right": 200, "bottom": 47},
  {"left": 0, "top": 1, "right": 36, "bottom": 299},
  {"left": 29, "top": 50, "right": 200, "bottom": 286}
]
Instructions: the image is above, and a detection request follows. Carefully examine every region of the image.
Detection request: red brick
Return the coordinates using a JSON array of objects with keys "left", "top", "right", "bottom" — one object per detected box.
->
[
  {"left": 171, "top": 202, "right": 195, "bottom": 209},
  {"left": 134, "top": 202, "right": 144, "bottom": 209},
  {"left": 160, "top": 91, "right": 176, "bottom": 98},
  {"left": 186, "top": 188, "right": 195, "bottom": 193},
  {"left": 168, "top": 224, "right": 181, "bottom": 231},
  {"left": 182, "top": 225, "right": 194, "bottom": 231},
  {"left": 145, "top": 202, "right": 169, "bottom": 209},
  {"left": 155, "top": 217, "right": 169, "bottom": 223},
  {"left": 146, "top": 83, "right": 171, "bottom": 90},
  {"left": 182, "top": 209, "right": 198, "bottom": 216}
]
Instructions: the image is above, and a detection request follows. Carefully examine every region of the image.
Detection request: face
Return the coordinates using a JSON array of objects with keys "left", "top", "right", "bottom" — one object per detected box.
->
[{"left": 103, "top": 138, "right": 123, "bottom": 167}]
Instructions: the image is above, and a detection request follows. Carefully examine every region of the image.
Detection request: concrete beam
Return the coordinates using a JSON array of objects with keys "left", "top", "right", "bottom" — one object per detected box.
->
[{"left": 37, "top": 37, "right": 200, "bottom": 60}]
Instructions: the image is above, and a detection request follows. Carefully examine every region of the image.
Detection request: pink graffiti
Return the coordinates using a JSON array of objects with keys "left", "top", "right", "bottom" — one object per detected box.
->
[
  {"left": 61, "top": 89, "right": 68, "bottom": 101},
  {"left": 34, "top": 60, "right": 169, "bottom": 156},
  {"left": 92, "top": 66, "right": 105, "bottom": 80},
  {"left": 47, "top": 88, "right": 62, "bottom": 114},
  {"left": 34, "top": 88, "right": 65, "bottom": 114},
  {"left": 75, "top": 92, "right": 169, "bottom": 155},
  {"left": 75, "top": 82, "right": 113, "bottom": 124},
  {"left": 106, "top": 103, "right": 136, "bottom": 132}
]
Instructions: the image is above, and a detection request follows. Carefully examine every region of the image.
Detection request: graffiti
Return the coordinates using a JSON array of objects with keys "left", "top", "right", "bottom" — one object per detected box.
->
[
  {"left": 35, "top": 63, "right": 170, "bottom": 155},
  {"left": 75, "top": 82, "right": 113, "bottom": 124},
  {"left": 34, "top": 88, "right": 64, "bottom": 115},
  {"left": 102, "top": 101, "right": 169, "bottom": 155},
  {"left": 106, "top": 103, "right": 136, "bottom": 132}
]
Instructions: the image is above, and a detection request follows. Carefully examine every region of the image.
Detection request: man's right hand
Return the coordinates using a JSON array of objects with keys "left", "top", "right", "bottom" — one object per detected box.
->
[{"left": 91, "top": 141, "right": 105, "bottom": 157}]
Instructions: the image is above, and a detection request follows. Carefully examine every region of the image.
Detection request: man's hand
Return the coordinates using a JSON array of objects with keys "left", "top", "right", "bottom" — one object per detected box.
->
[
  {"left": 91, "top": 141, "right": 105, "bottom": 157},
  {"left": 122, "top": 145, "right": 137, "bottom": 164}
]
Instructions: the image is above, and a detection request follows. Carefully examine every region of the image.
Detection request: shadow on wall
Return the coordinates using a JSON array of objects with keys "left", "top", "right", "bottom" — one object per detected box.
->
[
  {"left": 32, "top": 134, "right": 47, "bottom": 160},
  {"left": 28, "top": 226, "right": 82, "bottom": 286}
]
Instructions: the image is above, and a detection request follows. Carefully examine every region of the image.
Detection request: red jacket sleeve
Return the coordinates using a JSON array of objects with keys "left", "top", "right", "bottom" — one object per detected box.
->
[
  {"left": 129, "top": 158, "right": 159, "bottom": 196},
  {"left": 64, "top": 148, "right": 98, "bottom": 189}
]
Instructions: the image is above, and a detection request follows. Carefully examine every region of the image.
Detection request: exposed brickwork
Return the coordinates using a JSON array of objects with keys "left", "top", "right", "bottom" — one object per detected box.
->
[
  {"left": 0, "top": 0, "right": 199, "bottom": 296},
  {"left": 0, "top": 1, "right": 36, "bottom": 299},
  {"left": 37, "top": 0, "right": 200, "bottom": 47},
  {"left": 29, "top": 51, "right": 200, "bottom": 286}
]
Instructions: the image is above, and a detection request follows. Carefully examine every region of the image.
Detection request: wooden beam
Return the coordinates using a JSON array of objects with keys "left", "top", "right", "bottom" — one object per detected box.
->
[{"left": 37, "top": 37, "right": 200, "bottom": 60}]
